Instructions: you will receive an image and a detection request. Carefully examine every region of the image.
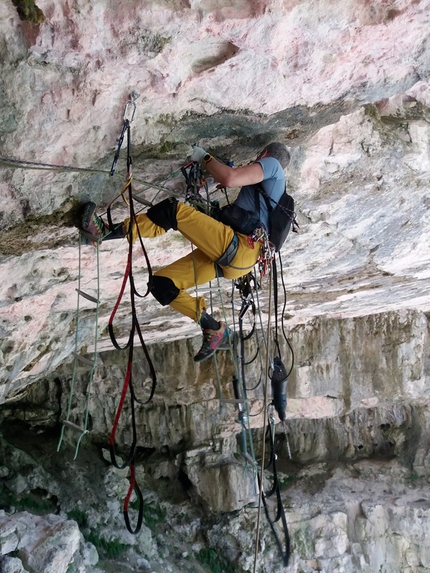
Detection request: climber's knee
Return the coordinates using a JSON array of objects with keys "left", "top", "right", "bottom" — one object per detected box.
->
[
  {"left": 146, "top": 198, "right": 178, "bottom": 231},
  {"left": 149, "top": 275, "right": 180, "bottom": 306}
]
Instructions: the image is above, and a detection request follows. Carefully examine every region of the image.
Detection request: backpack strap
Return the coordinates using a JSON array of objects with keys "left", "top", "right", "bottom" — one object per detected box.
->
[
  {"left": 254, "top": 182, "right": 278, "bottom": 235},
  {"left": 256, "top": 183, "right": 298, "bottom": 232},
  {"left": 254, "top": 183, "right": 277, "bottom": 235},
  {"left": 255, "top": 182, "right": 283, "bottom": 209}
]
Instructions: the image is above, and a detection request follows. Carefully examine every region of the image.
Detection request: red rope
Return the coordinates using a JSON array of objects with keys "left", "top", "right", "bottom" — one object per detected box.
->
[
  {"left": 124, "top": 464, "right": 136, "bottom": 511},
  {"left": 109, "top": 361, "right": 132, "bottom": 445}
]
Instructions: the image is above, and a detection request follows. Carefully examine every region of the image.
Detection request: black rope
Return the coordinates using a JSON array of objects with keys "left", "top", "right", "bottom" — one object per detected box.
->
[
  {"left": 235, "top": 276, "right": 263, "bottom": 390},
  {"left": 108, "top": 139, "right": 218, "bottom": 536},
  {"left": 276, "top": 252, "right": 295, "bottom": 377},
  {"left": 260, "top": 415, "right": 291, "bottom": 566},
  {"left": 123, "top": 463, "right": 144, "bottom": 534},
  {"left": 272, "top": 259, "right": 282, "bottom": 357}
]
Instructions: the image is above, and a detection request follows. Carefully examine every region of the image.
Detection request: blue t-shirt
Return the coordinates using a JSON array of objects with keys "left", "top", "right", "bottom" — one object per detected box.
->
[{"left": 233, "top": 157, "right": 286, "bottom": 231}]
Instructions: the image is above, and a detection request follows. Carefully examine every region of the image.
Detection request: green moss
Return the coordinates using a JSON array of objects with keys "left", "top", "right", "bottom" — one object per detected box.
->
[
  {"left": 67, "top": 508, "right": 88, "bottom": 529},
  {"left": 158, "top": 140, "right": 178, "bottom": 154},
  {"left": 157, "top": 114, "right": 177, "bottom": 127},
  {"left": 11, "top": 0, "right": 46, "bottom": 24},
  {"left": 196, "top": 548, "right": 239, "bottom": 573},
  {"left": 128, "top": 500, "right": 166, "bottom": 529},
  {"left": 85, "top": 532, "right": 130, "bottom": 559},
  {"left": 293, "top": 526, "right": 315, "bottom": 560},
  {"left": 141, "top": 32, "right": 171, "bottom": 54},
  {"left": 134, "top": 140, "right": 182, "bottom": 160},
  {"left": 0, "top": 490, "right": 56, "bottom": 515},
  {"left": 278, "top": 474, "right": 295, "bottom": 490},
  {"left": 363, "top": 104, "right": 380, "bottom": 121}
]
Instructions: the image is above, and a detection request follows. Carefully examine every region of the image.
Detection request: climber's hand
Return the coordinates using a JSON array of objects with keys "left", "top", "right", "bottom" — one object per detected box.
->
[{"left": 189, "top": 145, "right": 207, "bottom": 163}]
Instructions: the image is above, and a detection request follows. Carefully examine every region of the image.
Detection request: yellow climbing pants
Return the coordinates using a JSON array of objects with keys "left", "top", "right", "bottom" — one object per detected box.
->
[{"left": 124, "top": 202, "right": 260, "bottom": 322}]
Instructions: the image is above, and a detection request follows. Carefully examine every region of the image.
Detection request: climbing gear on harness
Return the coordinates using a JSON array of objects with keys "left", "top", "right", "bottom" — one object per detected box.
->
[
  {"left": 146, "top": 197, "right": 179, "bottom": 231},
  {"left": 181, "top": 160, "right": 215, "bottom": 216},
  {"left": 194, "top": 322, "right": 231, "bottom": 362},
  {"left": 248, "top": 227, "right": 275, "bottom": 277},
  {"left": 149, "top": 275, "right": 180, "bottom": 306}
]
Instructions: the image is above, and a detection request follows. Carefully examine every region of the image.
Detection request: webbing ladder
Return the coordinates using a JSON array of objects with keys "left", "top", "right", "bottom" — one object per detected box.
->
[{"left": 57, "top": 229, "right": 102, "bottom": 459}]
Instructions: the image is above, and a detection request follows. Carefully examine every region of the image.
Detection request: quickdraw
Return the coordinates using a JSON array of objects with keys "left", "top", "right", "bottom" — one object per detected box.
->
[{"left": 110, "top": 91, "right": 139, "bottom": 176}]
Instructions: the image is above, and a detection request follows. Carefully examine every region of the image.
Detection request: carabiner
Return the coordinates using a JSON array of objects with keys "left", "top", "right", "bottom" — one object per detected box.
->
[
  {"left": 123, "top": 90, "right": 139, "bottom": 124},
  {"left": 120, "top": 178, "right": 132, "bottom": 205},
  {"left": 123, "top": 100, "right": 136, "bottom": 124}
]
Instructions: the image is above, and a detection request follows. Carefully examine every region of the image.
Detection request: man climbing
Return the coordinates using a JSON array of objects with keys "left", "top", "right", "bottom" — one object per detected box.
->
[{"left": 82, "top": 142, "right": 290, "bottom": 362}]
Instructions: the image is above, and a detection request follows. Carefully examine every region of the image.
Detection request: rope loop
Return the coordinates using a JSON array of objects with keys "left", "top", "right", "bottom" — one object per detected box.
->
[{"left": 123, "top": 464, "right": 144, "bottom": 534}]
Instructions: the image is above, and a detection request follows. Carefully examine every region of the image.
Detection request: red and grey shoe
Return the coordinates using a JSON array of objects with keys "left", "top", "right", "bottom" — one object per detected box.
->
[
  {"left": 194, "top": 322, "right": 232, "bottom": 363},
  {"left": 80, "top": 202, "right": 110, "bottom": 245}
]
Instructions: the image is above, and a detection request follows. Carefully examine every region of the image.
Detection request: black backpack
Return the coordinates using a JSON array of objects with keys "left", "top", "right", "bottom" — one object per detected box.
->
[{"left": 255, "top": 184, "right": 297, "bottom": 252}]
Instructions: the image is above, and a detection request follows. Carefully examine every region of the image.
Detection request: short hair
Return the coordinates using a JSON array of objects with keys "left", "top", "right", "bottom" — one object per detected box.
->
[{"left": 262, "top": 142, "right": 290, "bottom": 169}]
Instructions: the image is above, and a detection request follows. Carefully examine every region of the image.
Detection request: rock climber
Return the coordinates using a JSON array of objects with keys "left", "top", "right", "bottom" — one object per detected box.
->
[{"left": 81, "top": 142, "right": 290, "bottom": 363}]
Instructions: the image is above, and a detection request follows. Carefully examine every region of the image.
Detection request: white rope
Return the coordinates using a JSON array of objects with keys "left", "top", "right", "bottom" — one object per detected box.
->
[{"left": 253, "top": 261, "right": 273, "bottom": 573}]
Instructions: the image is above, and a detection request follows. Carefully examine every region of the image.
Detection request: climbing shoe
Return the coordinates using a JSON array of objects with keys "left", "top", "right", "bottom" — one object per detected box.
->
[
  {"left": 80, "top": 202, "right": 110, "bottom": 245},
  {"left": 194, "top": 322, "right": 231, "bottom": 363}
]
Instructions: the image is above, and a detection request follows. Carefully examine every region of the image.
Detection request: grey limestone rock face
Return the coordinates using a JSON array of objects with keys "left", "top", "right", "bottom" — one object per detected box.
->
[
  {"left": 0, "top": 556, "right": 28, "bottom": 573},
  {"left": 0, "top": 510, "right": 82, "bottom": 573},
  {"left": 1, "top": 1, "right": 430, "bottom": 572}
]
